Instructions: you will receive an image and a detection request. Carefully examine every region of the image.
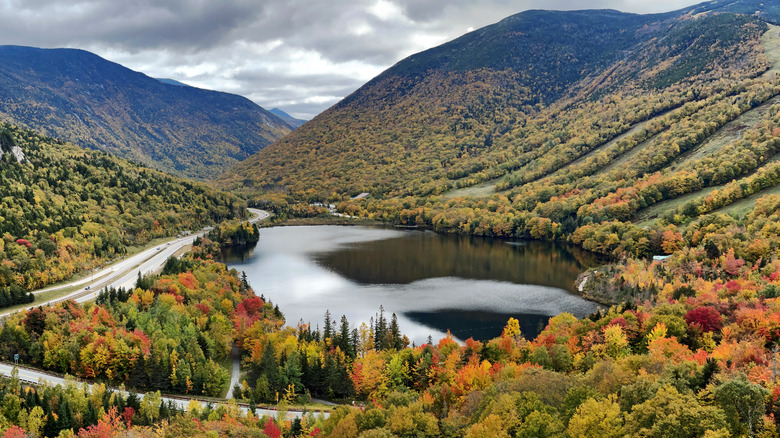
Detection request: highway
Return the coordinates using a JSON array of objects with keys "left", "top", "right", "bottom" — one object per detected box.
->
[
  {"left": 0, "top": 209, "right": 328, "bottom": 418},
  {"left": 0, "top": 362, "right": 321, "bottom": 419},
  {"left": 3, "top": 208, "right": 270, "bottom": 316}
]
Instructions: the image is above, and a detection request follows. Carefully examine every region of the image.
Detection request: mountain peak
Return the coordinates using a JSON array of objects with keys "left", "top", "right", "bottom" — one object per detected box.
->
[{"left": 0, "top": 45, "right": 292, "bottom": 179}]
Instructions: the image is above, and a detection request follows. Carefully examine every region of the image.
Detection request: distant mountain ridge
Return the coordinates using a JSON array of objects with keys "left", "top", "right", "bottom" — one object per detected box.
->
[
  {"left": 0, "top": 46, "right": 293, "bottom": 179},
  {"left": 155, "top": 78, "right": 190, "bottom": 87},
  {"left": 270, "top": 108, "right": 306, "bottom": 129}
]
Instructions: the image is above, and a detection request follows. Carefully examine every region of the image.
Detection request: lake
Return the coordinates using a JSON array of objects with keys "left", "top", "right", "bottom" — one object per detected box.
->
[{"left": 223, "top": 225, "right": 601, "bottom": 345}]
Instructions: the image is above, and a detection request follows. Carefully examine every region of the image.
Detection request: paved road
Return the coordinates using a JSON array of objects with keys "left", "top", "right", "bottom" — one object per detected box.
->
[
  {"left": 227, "top": 344, "right": 241, "bottom": 400},
  {"left": 3, "top": 208, "right": 271, "bottom": 317},
  {"left": 0, "top": 208, "right": 329, "bottom": 418},
  {"left": 0, "top": 362, "right": 323, "bottom": 419}
]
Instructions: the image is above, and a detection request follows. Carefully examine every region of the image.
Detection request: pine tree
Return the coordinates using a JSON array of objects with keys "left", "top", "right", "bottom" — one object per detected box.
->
[
  {"left": 259, "top": 341, "right": 279, "bottom": 392},
  {"left": 43, "top": 411, "right": 57, "bottom": 438},
  {"left": 57, "top": 399, "right": 72, "bottom": 432},
  {"left": 309, "top": 355, "right": 324, "bottom": 397},
  {"left": 375, "top": 306, "right": 388, "bottom": 350},
  {"left": 300, "top": 349, "right": 311, "bottom": 389},
  {"left": 390, "top": 313, "right": 401, "bottom": 350},
  {"left": 351, "top": 328, "right": 359, "bottom": 358},
  {"left": 338, "top": 315, "right": 353, "bottom": 358},
  {"left": 240, "top": 271, "right": 250, "bottom": 293},
  {"left": 129, "top": 355, "right": 149, "bottom": 389},
  {"left": 323, "top": 310, "right": 333, "bottom": 343}
]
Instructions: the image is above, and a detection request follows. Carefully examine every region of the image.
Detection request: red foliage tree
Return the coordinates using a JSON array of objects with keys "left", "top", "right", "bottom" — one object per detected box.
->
[
  {"left": 685, "top": 306, "right": 723, "bottom": 332},
  {"left": 262, "top": 418, "right": 282, "bottom": 438},
  {"left": 2, "top": 426, "right": 27, "bottom": 438},
  {"left": 122, "top": 407, "right": 135, "bottom": 429}
]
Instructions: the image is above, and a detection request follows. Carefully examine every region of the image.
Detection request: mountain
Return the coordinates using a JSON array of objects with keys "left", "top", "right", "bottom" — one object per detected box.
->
[
  {"left": 270, "top": 108, "right": 307, "bottom": 128},
  {"left": 0, "top": 121, "right": 244, "bottom": 301},
  {"left": 219, "top": 0, "right": 780, "bottom": 204},
  {"left": 0, "top": 46, "right": 293, "bottom": 179}
]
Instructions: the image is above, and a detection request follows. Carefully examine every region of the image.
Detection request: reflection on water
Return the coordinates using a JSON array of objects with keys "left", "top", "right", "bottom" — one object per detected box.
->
[
  {"left": 224, "top": 226, "right": 600, "bottom": 344},
  {"left": 314, "top": 230, "right": 599, "bottom": 293},
  {"left": 406, "top": 310, "right": 550, "bottom": 342}
]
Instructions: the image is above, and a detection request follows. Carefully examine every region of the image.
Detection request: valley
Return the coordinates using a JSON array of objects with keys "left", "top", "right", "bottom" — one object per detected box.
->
[{"left": 2, "top": 0, "right": 780, "bottom": 437}]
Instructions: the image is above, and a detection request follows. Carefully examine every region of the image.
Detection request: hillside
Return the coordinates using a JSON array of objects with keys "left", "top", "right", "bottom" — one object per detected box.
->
[
  {"left": 0, "top": 46, "right": 292, "bottom": 180},
  {"left": 0, "top": 121, "right": 244, "bottom": 304},
  {"left": 220, "top": 1, "right": 780, "bottom": 204}
]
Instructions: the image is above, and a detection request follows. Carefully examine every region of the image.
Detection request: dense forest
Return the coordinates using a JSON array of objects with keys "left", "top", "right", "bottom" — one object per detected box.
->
[
  {"left": 0, "top": 249, "right": 262, "bottom": 397},
  {"left": 0, "top": 122, "right": 244, "bottom": 301},
  {"left": 0, "top": 192, "right": 778, "bottom": 436}
]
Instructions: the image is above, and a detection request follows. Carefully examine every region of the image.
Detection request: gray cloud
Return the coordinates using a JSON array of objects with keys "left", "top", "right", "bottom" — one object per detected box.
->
[{"left": 0, "top": 0, "right": 702, "bottom": 119}]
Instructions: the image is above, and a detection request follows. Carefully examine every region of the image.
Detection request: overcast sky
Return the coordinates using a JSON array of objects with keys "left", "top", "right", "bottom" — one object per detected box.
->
[{"left": 0, "top": 0, "right": 703, "bottom": 119}]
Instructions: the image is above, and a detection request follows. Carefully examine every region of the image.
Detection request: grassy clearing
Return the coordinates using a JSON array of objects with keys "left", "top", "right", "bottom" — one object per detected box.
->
[
  {"left": 444, "top": 106, "right": 675, "bottom": 199},
  {"left": 124, "top": 236, "right": 182, "bottom": 257},
  {"left": 669, "top": 95, "right": 780, "bottom": 169},
  {"left": 634, "top": 154, "right": 780, "bottom": 227},
  {"left": 443, "top": 179, "right": 499, "bottom": 199},
  {"left": 712, "top": 182, "right": 780, "bottom": 218},
  {"left": 218, "top": 356, "right": 233, "bottom": 399},
  {"left": 573, "top": 117, "right": 662, "bottom": 173},
  {"left": 591, "top": 127, "right": 669, "bottom": 177},
  {"left": 633, "top": 184, "right": 725, "bottom": 227},
  {"left": 762, "top": 24, "right": 780, "bottom": 77}
]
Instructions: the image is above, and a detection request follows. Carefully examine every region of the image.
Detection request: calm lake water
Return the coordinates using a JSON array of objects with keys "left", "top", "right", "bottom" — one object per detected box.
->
[{"left": 223, "top": 225, "right": 601, "bottom": 344}]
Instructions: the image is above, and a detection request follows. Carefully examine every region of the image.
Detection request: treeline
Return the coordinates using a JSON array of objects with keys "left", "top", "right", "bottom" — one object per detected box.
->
[
  {"left": 0, "top": 373, "right": 182, "bottom": 437},
  {"left": 0, "top": 253, "right": 274, "bottom": 398},
  {"left": 0, "top": 123, "right": 245, "bottom": 295},
  {"left": 235, "top": 307, "right": 407, "bottom": 404},
  {"left": 200, "top": 220, "right": 260, "bottom": 248}
]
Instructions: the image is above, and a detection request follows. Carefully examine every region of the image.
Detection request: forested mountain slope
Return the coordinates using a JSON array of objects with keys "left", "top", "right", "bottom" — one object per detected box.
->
[
  {"left": 0, "top": 122, "right": 244, "bottom": 304},
  {"left": 0, "top": 46, "right": 292, "bottom": 180},
  {"left": 220, "top": 0, "right": 779, "bottom": 203}
]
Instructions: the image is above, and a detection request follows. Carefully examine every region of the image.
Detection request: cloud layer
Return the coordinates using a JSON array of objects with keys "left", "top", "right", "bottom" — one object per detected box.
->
[{"left": 0, "top": 0, "right": 701, "bottom": 119}]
